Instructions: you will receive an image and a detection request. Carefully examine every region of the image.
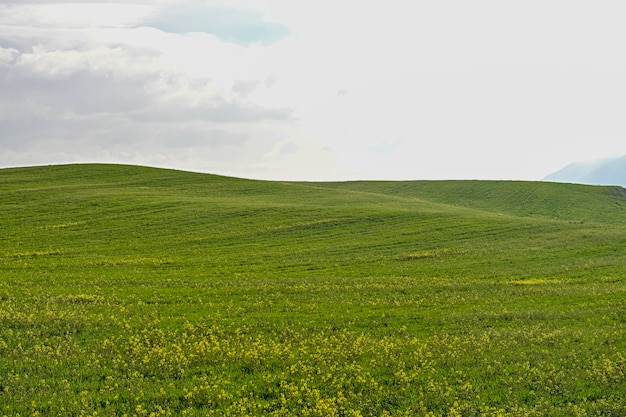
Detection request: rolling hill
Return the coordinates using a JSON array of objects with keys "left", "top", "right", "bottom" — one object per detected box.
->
[{"left": 1, "top": 164, "right": 625, "bottom": 416}]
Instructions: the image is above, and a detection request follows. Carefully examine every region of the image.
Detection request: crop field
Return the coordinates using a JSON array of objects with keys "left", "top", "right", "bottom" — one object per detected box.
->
[{"left": 0, "top": 164, "right": 625, "bottom": 416}]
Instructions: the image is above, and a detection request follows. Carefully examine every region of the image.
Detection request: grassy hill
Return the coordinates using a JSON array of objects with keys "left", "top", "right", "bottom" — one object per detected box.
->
[{"left": 1, "top": 164, "right": 625, "bottom": 416}]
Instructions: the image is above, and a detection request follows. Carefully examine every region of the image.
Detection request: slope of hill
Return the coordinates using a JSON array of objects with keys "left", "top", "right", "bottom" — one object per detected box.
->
[
  {"left": 544, "top": 155, "right": 626, "bottom": 187},
  {"left": 315, "top": 179, "right": 626, "bottom": 224},
  {"left": 1, "top": 164, "right": 625, "bottom": 416}
]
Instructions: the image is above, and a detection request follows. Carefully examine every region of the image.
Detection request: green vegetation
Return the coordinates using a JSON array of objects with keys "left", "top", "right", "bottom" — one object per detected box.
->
[{"left": 1, "top": 164, "right": 625, "bottom": 416}]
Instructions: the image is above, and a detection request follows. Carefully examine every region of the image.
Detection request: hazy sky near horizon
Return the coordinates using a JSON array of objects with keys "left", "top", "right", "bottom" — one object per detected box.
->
[{"left": 1, "top": 1, "right": 626, "bottom": 181}]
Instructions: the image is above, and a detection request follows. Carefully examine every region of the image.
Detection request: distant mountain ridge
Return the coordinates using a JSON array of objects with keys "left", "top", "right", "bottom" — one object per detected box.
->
[{"left": 544, "top": 155, "right": 626, "bottom": 187}]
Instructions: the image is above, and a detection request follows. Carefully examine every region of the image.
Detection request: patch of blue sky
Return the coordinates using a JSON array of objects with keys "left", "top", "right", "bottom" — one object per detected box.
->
[{"left": 145, "top": 2, "right": 290, "bottom": 46}]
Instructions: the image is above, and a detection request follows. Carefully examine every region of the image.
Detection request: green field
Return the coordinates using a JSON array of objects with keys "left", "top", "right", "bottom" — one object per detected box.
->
[{"left": 1, "top": 164, "right": 625, "bottom": 416}]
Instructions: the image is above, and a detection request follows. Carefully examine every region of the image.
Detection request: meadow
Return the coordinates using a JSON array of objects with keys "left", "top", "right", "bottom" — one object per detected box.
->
[{"left": 0, "top": 164, "right": 625, "bottom": 416}]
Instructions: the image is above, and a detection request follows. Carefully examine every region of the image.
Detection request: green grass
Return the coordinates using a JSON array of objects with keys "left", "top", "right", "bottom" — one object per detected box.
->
[{"left": 1, "top": 163, "right": 625, "bottom": 416}]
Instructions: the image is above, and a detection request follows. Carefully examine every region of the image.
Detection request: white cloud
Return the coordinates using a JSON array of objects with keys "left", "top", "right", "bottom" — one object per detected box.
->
[
  {"left": 0, "top": 1, "right": 163, "bottom": 29},
  {"left": 0, "top": 46, "right": 18, "bottom": 65}
]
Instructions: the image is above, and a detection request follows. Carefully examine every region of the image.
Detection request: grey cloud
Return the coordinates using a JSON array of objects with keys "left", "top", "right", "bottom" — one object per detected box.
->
[
  {"left": 0, "top": 111, "right": 286, "bottom": 176},
  {"left": 232, "top": 80, "right": 261, "bottom": 98},
  {"left": 278, "top": 142, "right": 299, "bottom": 156},
  {"left": 154, "top": 127, "right": 248, "bottom": 149},
  {"left": 0, "top": 113, "right": 249, "bottom": 160},
  {"left": 0, "top": 114, "right": 140, "bottom": 149},
  {"left": 132, "top": 96, "right": 293, "bottom": 124},
  {"left": 0, "top": 46, "right": 159, "bottom": 118},
  {"left": 0, "top": 39, "right": 292, "bottom": 123},
  {"left": 200, "top": 103, "right": 291, "bottom": 123},
  {"left": 264, "top": 73, "right": 277, "bottom": 88},
  {"left": 3, "top": 72, "right": 153, "bottom": 115}
]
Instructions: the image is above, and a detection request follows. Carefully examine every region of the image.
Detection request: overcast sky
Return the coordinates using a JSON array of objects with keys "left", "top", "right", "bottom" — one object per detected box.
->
[{"left": 1, "top": 1, "right": 626, "bottom": 181}]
